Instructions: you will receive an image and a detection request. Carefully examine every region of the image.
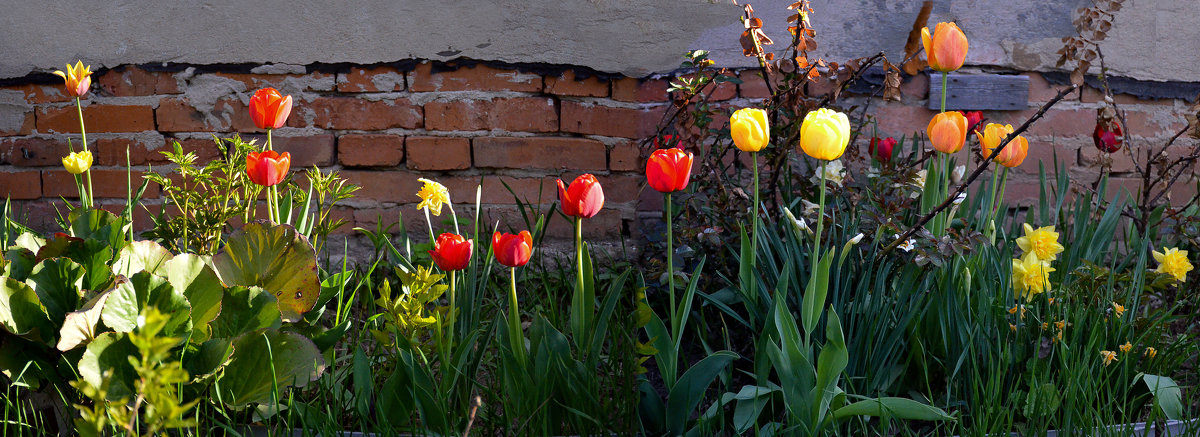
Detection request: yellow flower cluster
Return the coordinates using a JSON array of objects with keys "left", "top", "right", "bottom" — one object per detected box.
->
[
  {"left": 416, "top": 178, "right": 451, "bottom": 216},
  {"left": 1152, "top": 247, "right": 1193, "bottom": 283},
  {"left": 1011, "top": 223, "right": 1063, "bottom": 301}
]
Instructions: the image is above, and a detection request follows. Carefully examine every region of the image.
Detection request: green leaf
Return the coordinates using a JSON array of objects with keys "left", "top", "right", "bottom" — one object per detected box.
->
[
  {"left": 209, "top": 286, "right": 281, "bottom": 340},
  {"left": 164, "top": 254, "right": 225, "bottom": 342},
  {"left": 184, "top": 338, "right": 234, "bottom": 384},
  {"left": 801, "top": 249, "right": 834, "bottom": 336},
  {"left": 100, "top": 272, "right": 192, "bottom": 339},
  {"left": 1143, "top": 374, "right": 1183, "bottom": 420},
  {"left": 833, "top": 397, "right": 954, "bottom": 422},
  {"left": 811, "top": 310, "right": 848, "bottom": 425},
  {"left": 13, "top": 233, "right": 44, "bottom": 253},
  {"left": 2, "top": 248, "right": 36, "bottom": 281},
  {"left": 24, "top": 257, "right": 85, "bottom": 325},
  {"left": 57, "top": 291, "right": 111, "bottom": 351},
  {"left": 216, "top": 329, "right": 325, "bottom": 408},
  {"left": 68, "top": 208, "right": 129, "bottom": 251},
  {"left": 112, "top": 240, "right": 174, "bottom": 277},
  {"left": 0, "top": 276, "right": 52, "bottom": 340},
  {"left": 78, "top": 332, "right": 139, "bottom": 400},
  {"left": 212, "top": 222, "right": 320, "bottom": 322},
  {"left": 665, "top": 350, "right": 738, "bottom": 434}
]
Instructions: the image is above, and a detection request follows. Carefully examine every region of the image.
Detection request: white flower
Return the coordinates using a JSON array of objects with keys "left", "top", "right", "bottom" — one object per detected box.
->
[
  {"left": 951, "top": 165, "right": 966, "bottom": 185},
  {"left": 953, "top": 192, "right": 967, "bottom": 205},
  {"left": 911, "top": 170, "right": 928, "bottom": 188},
  {"left": 866, "top": 167, "right": 880, "bottom": 179},
  {"left": 895, "top": 234, "right": 916, "bottom": 252},
  {"left": 801, "top": 199, "right": 820, "bottom": 216},
  {"left": 848, "top": 233, "right": 864, "bottom": 245},
  {"left": 783, "top": 207, "right": 812, "bottom": 235},
  {"left": 810, "top": 159, "right": 846, "bottom": 187}
]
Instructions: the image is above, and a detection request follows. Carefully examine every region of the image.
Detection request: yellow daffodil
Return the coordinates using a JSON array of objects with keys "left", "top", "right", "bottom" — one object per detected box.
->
[
  {"left": 1016, "top": 223, "right": 1065, "bottom": 262},
  {"left": 1009, "top": 323, "right": 1017, "bottom": 333},
  {"left": 416, "top": 178, "right": 451, "bottom": 216},
  {"left": 1054, "top": 320, "right": 1067, "bottom": 330},
  {"left": 1041, "top": 322, "right": 1049, "bottom": 330},
  {"left": 1153, "top": 247, "right": 1193, "bottom": 282},
  {"left": 1052, "top": 330, "right": 1063, "bottom": 343},
  {"left": 1144, "top": 347, "right": 1157, "bottom": 359},
  {"left": 1100, "top": 350, "right": 1118, "bottom": 367},
  {"left": 799, "top": 108, "right": 850, "bottom": 160},
  {"left": 1119, "top": 341, "right": 1132, "bottom": 354},
  {"left": 1111, "top": 302, "right": 1125, "bottom": 319},
  {"left": 52, "top": 61, "right": 94, "bottom": 98},
  {"left": 730, "top": 108, "right": 769, "bottom": 152},
  {"left": 1012, "top": 252, "right": 1054, "bottom": 301},
  {"left": 62, "top": 150, "right": 93, "bottom": 174}
]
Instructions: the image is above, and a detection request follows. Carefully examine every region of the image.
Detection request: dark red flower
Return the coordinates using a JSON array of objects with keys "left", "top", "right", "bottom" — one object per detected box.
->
[
  {"left": 960, "top": 111, "right": 984, "bottom": 134},
  {"left": 1093, "top": 122, "right": 1123, "bottom": 153},
  {"left": 869, "top": 137, "right": 897, "bottom": 163}
]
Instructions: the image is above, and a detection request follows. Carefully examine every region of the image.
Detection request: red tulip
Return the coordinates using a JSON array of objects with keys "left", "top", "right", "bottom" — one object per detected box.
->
[
  {"left": 869, "top": 137, "right": 897, "bottom": 163},
  {"left": 246, "top": 150, "right": 291, "bottom": 187},
  {"left": 960, "top": 111, "right": 984, "bottom": 134},
  {"left": 429, "top": 233, "right": 473, "bottom": 271},
  {"left": 1093, "top": 122, "right": 1123, "bottom": 153},
  {"left": 646, "top": 147, "right": 693, "bottom": 193},
  {"left": 249, "top": 88, "right": 293, "bottom": 130},
  {"left": 492, "top": 231, "right": 533, "bottom": 268},
  {"left": 557, "top": 174, "right": 604, "bottom": 219}
]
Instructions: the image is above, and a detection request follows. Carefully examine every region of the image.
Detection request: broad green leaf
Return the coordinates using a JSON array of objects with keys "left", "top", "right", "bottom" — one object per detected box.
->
[
  {"left": 665, "top": 350, "right": 738, "bottom": 434},
  {"left": 212, "top": 222, "right": 320, "bottom": 322},
  {"left": 811, "top": 310, "right": 848, "bottom": 425},
  {"left": 25, "top": 257, "right": 85, "bottom": 325},
  {"left": 112, "top": 240, "right": 173, "bottom": 277},
  {"left": 13, "top": 232, "right": 44, "bottom": 253},
  {"left": 378, "top": 358, "right": 417, "bottom": 428},
  {"left": 209, "top": 286, "right": 281, "bottom": 340},
  {"left": 164, "top": 254, "right": 224, "bottom": 342},
  {"left": 216, "top": 329, "right": 325, "bottom": 408},
  {"left": 1143, "top": 374, "right": 1183, "bottom": 420},
  {"left": 801, "top": 249, "right": 834, "bottom": 336},
  {"left": 184, "top": 338, "right": 234, "bottom": 384},
  {"left": 0, "top": 276, "right": 52, "bottom": 340},
  {"left": 78, "top": 332, "right": 139, "bottom": 400},
  {"left": 833, "top": 397, "right": 954, "bottom": 422},
  {"left": 100, "top": 272, "right": 192, "bottom": 339},
  {"left": 3, "top": 248, "right": 36, "bottom": 281},
  {"left": 68, "top": 208, "right": 128, "bottom": 251},
  {"left": 57, "top": 291, "right": 111, "bottom": 351},
  {"left": 0, "top": 334, "right": 55, "bottom": 387}
]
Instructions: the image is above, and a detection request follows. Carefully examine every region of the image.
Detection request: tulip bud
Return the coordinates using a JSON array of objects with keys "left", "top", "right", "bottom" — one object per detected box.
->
[
  {"left": 730, "top": 108, "right": 770, "bottom": 152},
  {"left": 62, "top": 150, "right": 93, "bottom": 174},
  {"left": 869, "top": 137, "right": 897, "bottom": 163}
]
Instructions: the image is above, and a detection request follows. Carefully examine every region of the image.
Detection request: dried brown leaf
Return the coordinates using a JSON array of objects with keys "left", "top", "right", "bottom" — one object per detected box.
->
[
  {"left": 902, "top": 1, "right": 933, "bottom": 75},
  {"left": 883, "top": 69, "right": 902, "bottom": 102}
]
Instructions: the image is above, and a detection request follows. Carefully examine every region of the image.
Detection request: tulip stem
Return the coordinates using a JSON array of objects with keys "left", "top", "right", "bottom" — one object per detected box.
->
[
  {"left": 574, "top": 217, "right": 589, "bottom": 336},
  {"left": 994, "top": 168, "right": 1009, "bottom": 216},
  {"left": 448, "top": 270, "right": 457, "bottom": 345},
  {"left": 665, "top": 192, "right": 677, "bottom": 334},
  {"left": 751, "top": 152, "right": 760, "bottom": 294},
  {"left": 508, "top": 267, "right": 526, "bottom": 366},
  {"left": 75, "top": 97, "right": 93, "bottom": 209},
  {"left": 813, "top": 160, "right": 827, "bottom": 274},
  {"left": 266, "top": 129, "right": 278, "bottom": 223},
  {"left": 939, "top": 72, "right": 948, "bottom": 114}
]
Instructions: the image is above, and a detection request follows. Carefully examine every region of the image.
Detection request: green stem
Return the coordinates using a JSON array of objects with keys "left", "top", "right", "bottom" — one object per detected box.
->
[
  {"left": 267, "top": 129, "right": 277, "bottom": 223},
  {"left": 751, "top": 152, "right": 759, "bottom": 291},
  {"left": 575, "top": 217, "right": 587, "bottom": 332},
  {"left": 813, "top": 160, "right": 827, "bottom": 274},
  {"left": 665, "top": 192, "right": 677, "bottom": 335},
  {"left": 75, "top": 97, "right": 93, "bottom": 209},
  {"left": 995, "top": 168, "right": 1009, "bottom": 216},
  {"left": 940, "top": 72, "right": 948, "bottom": 114},
  {"left": 508, "top": 267, "right": 525, "bottom": 365},
  {"left": 448, "top": 270, "right": 456, "bottom": 345}
]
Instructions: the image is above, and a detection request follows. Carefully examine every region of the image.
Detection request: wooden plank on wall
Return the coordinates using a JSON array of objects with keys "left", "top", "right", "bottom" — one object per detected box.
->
[{"left": 928, "top": 73, "right": 1029, "bottom": 111}]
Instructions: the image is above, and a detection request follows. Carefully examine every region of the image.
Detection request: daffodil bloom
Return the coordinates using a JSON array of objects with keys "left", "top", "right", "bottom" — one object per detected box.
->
[
  {"left": 1009, "top": 323, "right": 1017, "bottom": 333},
  {"left": 1100, "top": 350, "right": 1118, "bottom": 366},
  {"left": 1012, "top": 252, "right": 1054, "bottom": 301},
  {"left": 1016, "top": 223, "right": 1065, "bottom": 262},
  {"left": 62, "top": 150, "right": 93, "bottom": 174},
  {"left": 1111, "top": 302, "right": 1125, "bottom": 319},
  {"left": 416, "top": 178, "right": 451, "bottom": 216},
  {"left": 1144, "top": 347, "right": 1157, "bottom": 359},
  {"left": 1153, "top": 247, "right": 1193, "bottom": 282},
  {"left": 53, "top": 61, "right": 93, "bottom": 98},
  {"left": 1054, "top": 320, "right": 1066, "bottom": 330},
  {"left": 1119, "top": 342, "right": 1132, "bottom": 354}
]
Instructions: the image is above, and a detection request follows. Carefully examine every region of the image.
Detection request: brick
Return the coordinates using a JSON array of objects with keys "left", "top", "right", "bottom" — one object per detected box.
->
[
  {"left": 1026, "top": 72, "right": 1073, "bottom": 103},
  {"left": 98, "top": 203, "right": 160, "bottom": 232},
  {"left": 0, "top": 137, "right": 67, "bottom": 166},
  {"left": 1026, "top": 108, "right": 1093, "bottom": 138},
  {"left": 0, "top": 106, "right": 35, "bottom": 136},
  {"left": 341, "top": 170, "right": 422, "bottom": 204},
  {"left": 244, "top": 134, "right": 336, "bottom": 166},
  {"left": 1112, "top": 93, "right": 1176, "bottom": 106},
  {"left": 870, "top": 103, "right": 937, "bottom": 139},
  {"left": 1080, "top": 144, "right": 1136, "bottom": 173},
  {"left": 407, "top": 137, "right": 470, "bottom": 170},
  {"left": 1123, "top": 109, "right": 1187, "bottom": 139},
  {"left": 338, "top": 134, "right": 404, "bottom": 167},
  {"left": 2, "top": 83, "right": 73, "bottom": 104},
  {"left": 337, "top": 66, "right": 406, "bottom": 92},
  {"left": 561, "top": 102, "right": 663, "bottom": 139},
  {"left": 156, "top": 97, "right": 256, "bottom": 132},
  {"left": 609, "top": 141, "right": 641, "bottom": 171},
  {"left": 1014, "top": 138, "right": 1079, "bottom": 174},
  {"left": 93, "top": 135, "right": 167, "bottom": 166},
  {"left": 900, "top": 72, "right": 930, "bottom": 101},
  {"left": 161, "top": 138, "right": 226, "bottom": 164},
  {"left": 409, "top": 62, "right": 542, "bottom": 93},
  {"left": 297, "top": 97, "right": 422, "bottom": 130},
  {"left": 440, "top": 176, "right": 556, "bottom": 205},
  {"left": 474, "top": 137, "right": 606, "bottom": 171},
  {"left": 37, "top": 104, "right": 155, "bottom": 133},
  {"left": 0, "top": 170, "right": 42, "bottom": 200},
  {"left": 540, "top": 207, "right": 623, "bottom": 239},
  {"left": 545, "top": 70, "right": 609, "bottom": 97},
  {"left": 95, "top": 66, "right": 180, "bottom": 96},
  {"left": 211, "top": 72, "right": 336, "bottom": 92},
  {"left": 425, "top": 97, "right": 556, "bottom": 132},
  {"left": 43, "top": 169, "right": 160, "bottom": 199},
  {"left": 612, "top": 77, "right": 671, "bottom": 103},
  {"left": 738, "top": 70, "right": 773, "bottom": 99},
  {"left": 593, "top": 174, "right": 642, "bottom": 203}
]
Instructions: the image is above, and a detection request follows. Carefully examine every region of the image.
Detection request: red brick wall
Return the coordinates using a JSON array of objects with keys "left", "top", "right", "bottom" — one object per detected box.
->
[{"left": 1, "top": 61, "right": 1196, "bottom": 240}]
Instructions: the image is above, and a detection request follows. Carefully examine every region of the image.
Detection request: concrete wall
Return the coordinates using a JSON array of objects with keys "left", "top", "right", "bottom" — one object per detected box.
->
[{"left": 3, "top": 0, "right": 1197, "bottom": 82}]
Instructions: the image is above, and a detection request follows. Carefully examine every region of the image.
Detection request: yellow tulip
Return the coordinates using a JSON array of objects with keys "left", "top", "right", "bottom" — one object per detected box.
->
[
  {"left": 52, "top": 61, "right": 94, "bottom": 98},
  {"left": 978, "top": 123, "right": 1028, "bottom": 168},
  {"left": 730, "top": 108, "right": 769, "bottom": 152},
  {"left": 927, "top": 111, "right": 967, "bottom": 154},
  {"left": 62, "top": 150, "right": 93, "bottom": 174},
  {"left": 799, "top": 108, "right": 850, "bottom": 161},
  {"left": 921, "top": 22, "right": 969, "bottom": 73}
]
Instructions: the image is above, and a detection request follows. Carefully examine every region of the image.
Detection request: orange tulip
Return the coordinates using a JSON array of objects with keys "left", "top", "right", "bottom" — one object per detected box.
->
[
  {"left": 249, "top": 88, "right": 293, "bottom": 130},
  {"left": 52, "top": 61, "right": 93, "bottom": 98},
  {"left": 998, "top": 135, "right": 1028, "bottom": 168},
  {"left": 246, "top": 150, "right": 291, "bottom": 187},
  {"left": 922, "top": 22, "right": 969, "bottom": 73},
  {"left": 927, "top": 111, "right": 968, "bottom": 154},
  {"left": 646, "top": 147, "right": 693, "bottom": 193}
]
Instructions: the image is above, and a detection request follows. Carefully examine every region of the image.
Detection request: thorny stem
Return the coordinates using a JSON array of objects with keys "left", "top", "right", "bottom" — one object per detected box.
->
[{"left": 879, "top": 85, "right": 1079, "bottom": 257}]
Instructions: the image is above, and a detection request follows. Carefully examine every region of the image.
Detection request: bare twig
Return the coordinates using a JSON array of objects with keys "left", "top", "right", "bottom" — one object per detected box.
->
[{"left": 878, "top": 84, "right": 1080, "bottom": 257}]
